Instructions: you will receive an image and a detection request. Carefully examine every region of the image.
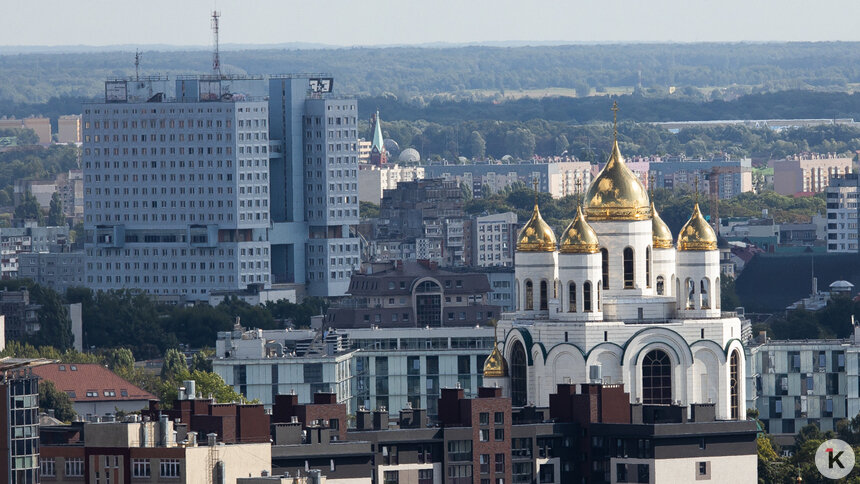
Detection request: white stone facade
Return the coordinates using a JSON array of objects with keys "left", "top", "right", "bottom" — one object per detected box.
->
[{"left": 495, "top": 190, "right": 744, "bottom": 421}]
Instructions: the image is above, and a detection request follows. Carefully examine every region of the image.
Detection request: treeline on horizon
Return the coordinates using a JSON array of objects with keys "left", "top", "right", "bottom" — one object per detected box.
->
[{"left": 3, "top": 42, "right": 860, "bottom": 103}]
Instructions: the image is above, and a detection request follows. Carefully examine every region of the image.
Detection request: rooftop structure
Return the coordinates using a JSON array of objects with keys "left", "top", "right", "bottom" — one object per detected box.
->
[{"left": 33, "top": 363, "right": 155, "bottom": 417}]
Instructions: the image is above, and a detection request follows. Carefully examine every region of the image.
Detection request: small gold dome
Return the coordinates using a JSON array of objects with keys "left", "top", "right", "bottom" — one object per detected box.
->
[
  {"left": 677, "top": 203, "right": 717, "bottom": 251},
  {"left": 584, "top": 140, "right": 651, "bottom": 221},
  {"left": 516, "top": 203, "right": 557, "bottom": 252},
  {"left": 483, "top": 344, "right": 508, "bottom": 378},
  {"left": 559, "top": 206, "right": 600, "bottom": 254},
  {"left": 651, "top": 202, "right": 673, "bottom": 249}
]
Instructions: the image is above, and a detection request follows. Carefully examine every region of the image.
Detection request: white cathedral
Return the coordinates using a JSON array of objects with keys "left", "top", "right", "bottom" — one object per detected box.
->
[{"left": 482, "top": 133, "right": 746, "bottom": 421}]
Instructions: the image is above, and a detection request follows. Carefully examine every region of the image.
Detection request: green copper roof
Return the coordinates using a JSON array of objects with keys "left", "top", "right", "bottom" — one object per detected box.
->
[{"left": 371, "top": 110, "right": 384, "bottom": 152}]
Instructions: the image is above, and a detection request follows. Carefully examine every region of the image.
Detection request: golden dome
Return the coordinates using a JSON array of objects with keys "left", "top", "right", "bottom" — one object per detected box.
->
[
  {"left": 651, "top": 202, "right": 673, "bottom": 249},
  {"left": 559, "top": 206, "right": 600, "bottom": 254},
  {"left": 516, "top": 203, "right": 557, "bottom": 252},
  {"left": 584, "top": 140, "right": 651, "bottom": 221},
  {"left": 677, "top": 203, "right": 717, "bottom": 251},
  {"left": 483, "top": 344, "right": 508, "bottom": 378}
]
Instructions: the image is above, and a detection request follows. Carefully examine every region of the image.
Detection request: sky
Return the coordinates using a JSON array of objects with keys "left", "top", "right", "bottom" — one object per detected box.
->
[{"left": 3, "top": 0, "right": 860, "bottom": 48}]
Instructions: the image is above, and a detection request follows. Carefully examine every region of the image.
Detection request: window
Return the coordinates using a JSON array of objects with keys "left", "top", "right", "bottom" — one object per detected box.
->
[
  {"left": 40, "top": 458, "right": 55, "bottom": 477},
  {"left": 160, "top": 459, "right": 181, "bottom": 478},
  {"left": 495, "top": 453, "right": 505, "bottom": 473},
  {"left": 480, "top": 454, "right": 490, "bottom": 474},
  {"left": 568, "top": 282, "right": 576, "bottom": 312},
  {"left": 623, "top": 247, "right": 634, "bottom": 288},
  {"left": 448, "top": 465, "right": 472, "bottom": 484},
  {"left": 132, "top": 459, "right": 150, "bottom": 478},
  {"left": 583, "top": 282, "right": 592, "bottom": 312},
  {"left": 480, "top": 429, "right": 490, "bottom": 441},
  {"left": 645, "top": 246, "right": 651, "bottom": 287},
  {"left": 418, "top": 469, "right": 433, "bottom": 484},
  {"left": 480, "top": 412, "right": 490, "bottom": 425},
  {"left": 383, "top": 470, "right": 399, "bottom": 484},
  {"left": 66, "top": 458, "right": 84, "bottom": 477},
  {"left": 700, "top": 279, "right": 710, "bottom": 309},
  {"left": 495, "top": 428, "right": 504, "bottom": 441},
  {"left": 656, "top": 275, "right": 665, "bottom": 295},
  {"left": 601, "top": 248, "right": 609, "bottom": 289},
  {"left": 696, "top": 461, "right": 711, "bottom": 480},
  {"left": 494, "top": 412, "right": 504, "bottom": 425},
  {"left": 730, "top": 350, "right": 741, "bottom": 420},
  {"left": 510, "top": 341, "right": 528, "bottom": 407},
  {"left": 525, "top": 280, "right": 534, "bottom": 310},
  {"left": 539, "top": 463, "right": 555, "bottom": 483},
  {"left": 642, "top": 350, "right": 672, "bottom": 404},
  {"left": 447, "top": 440, "right": 473, "bottom": 462},
  {"left": 539, "top": 280, "right": 548, "bottom": 310}
]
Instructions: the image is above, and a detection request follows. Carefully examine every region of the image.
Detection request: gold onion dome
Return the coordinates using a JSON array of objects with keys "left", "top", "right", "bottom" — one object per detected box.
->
[
  {"left": 651, "top": 202, "right": 674, "bottom": 249},
  {"left": 516, "top": 203, "right": 557, "bottom": 252},
  {"left": 677, "top": 203, "right": 718, "bottom": 251},
  {"left": 559, "top": 206, "right": 600, "bottom": 254},
  {"left": 584, "top": 140, "right": 651, "bottom": 221},
  {"left": 483, "top": 344, "right": 508, "bottom": 378}
]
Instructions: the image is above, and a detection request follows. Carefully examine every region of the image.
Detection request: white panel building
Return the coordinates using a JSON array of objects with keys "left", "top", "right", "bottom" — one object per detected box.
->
[{"left": 82, "top": 77, "right": 271, "bottom": 301}]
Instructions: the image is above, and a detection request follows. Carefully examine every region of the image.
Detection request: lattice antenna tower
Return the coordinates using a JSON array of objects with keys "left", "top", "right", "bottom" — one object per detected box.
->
[
  {"left": 134, "top": 49, "right": 141, "bottom": 81},
  {"left": 211, "top": 10, "right": 222, "bottom": 78}
]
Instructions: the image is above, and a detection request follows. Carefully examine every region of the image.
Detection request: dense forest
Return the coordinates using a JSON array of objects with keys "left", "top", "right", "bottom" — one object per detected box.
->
[{"left": 3, "top": 42, "right": 860, "bottom": 103}]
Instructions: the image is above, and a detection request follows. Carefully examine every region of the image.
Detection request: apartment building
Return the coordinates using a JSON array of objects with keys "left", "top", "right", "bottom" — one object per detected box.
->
[
  {"left": 422, "top": 161, "right": 592, "bottom": 199},
  {"left": 357, "top": 164, "right": 425, "bottom": 204},
  {"left": 0, "top": 358, "right": 49, "bottom": 484},
  {"left": 745, "top": 334, "right": 858, "bottom": 435},
  {"left": 825, "top": 173, "right": 860, "bottom": 253},
  {"left": 471, "top": 211, "right": 518, "bottom": 268},
  {"left": 772, "top": 153, "right": 853, "bottom": 195}
]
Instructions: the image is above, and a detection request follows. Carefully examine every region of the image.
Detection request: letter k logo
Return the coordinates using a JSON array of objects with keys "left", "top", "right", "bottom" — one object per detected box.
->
[{"left": 828, "top": 448, "right": 845, "bottom": 469}]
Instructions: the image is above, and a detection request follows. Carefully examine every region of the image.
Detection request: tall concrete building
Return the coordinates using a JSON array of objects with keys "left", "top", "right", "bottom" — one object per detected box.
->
[
  {"left": 82, "top": 74, "right": 360, "bottom": 300},
  {"left": 82, "top": 76, "right": 272, "bottom": 301},
  {"left": 268, "top": 76, "right": 360, "bottom": 297},
  {"left": 825, "top": 173, "right": 860, "bottom": 253}
]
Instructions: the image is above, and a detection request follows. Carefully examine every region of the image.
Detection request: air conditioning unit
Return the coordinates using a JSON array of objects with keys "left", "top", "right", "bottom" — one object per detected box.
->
[{"left": 818, "top": 367, "right": 827, "bottom": 373}]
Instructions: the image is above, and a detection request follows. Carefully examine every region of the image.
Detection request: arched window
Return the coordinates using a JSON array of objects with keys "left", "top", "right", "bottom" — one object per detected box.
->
[
  {"left": 676, "top": 278, "right": 681, "bottom": 309},
  {"left": 597, "top": 283, "right": 601, "bottom": 310},
  {"left": 568, "top": 282, "right": 576, "bottom": 312},
  {"left": 700, "top": 278, "right": 710, "bottom": 309},
  {"left": 525, "top": 280, "right": 534, "bottom": 310},
  {"left": 601, "top": 248, "right": 609, "bottom": 290},
  {"left": 623, "top": 247, "right": 634, "bottom": 289},
  {"left": 646, "top": 246, "right": 652, "bottom": 288},
  {"left": 583, "top": 282, "right": 592, "bottom": 312},
  {"left": 642, "top": 349, "right": 672, "bottom": 405},
  {"left": 656, "top": 275, "right": 665, "bottom": 295},
  {"left": 510, "top": 341, "right": 528, "bottom": 407},
  {"left": 686, "top": 278, "right": 695, "bottom": 310},
  {"left": 539, "top": 280, "right": 548, "bottom": 311},
  {"left": 730, "top": 350, "right": 741, "bottom": 419}
]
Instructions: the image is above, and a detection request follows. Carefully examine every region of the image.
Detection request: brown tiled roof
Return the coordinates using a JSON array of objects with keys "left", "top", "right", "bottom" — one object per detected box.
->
[{"left": 32, "top": 363, "right": 155, "bottom": 402}]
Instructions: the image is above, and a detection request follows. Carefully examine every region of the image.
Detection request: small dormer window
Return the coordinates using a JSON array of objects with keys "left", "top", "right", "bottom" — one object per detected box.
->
[{"left": 58, "top": 365, "right": 66, "bottom": 371}]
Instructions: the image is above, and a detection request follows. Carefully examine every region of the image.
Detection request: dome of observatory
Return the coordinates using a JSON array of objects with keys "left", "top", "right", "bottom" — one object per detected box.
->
[
  {"left": 398, "top": 148, "right": 420, "bottom": 163},
  {"left": 383, "top": 138, "right": 400, "bottom": 155}
]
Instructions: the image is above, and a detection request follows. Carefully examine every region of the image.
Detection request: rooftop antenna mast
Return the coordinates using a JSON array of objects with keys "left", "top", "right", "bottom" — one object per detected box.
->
[
  {"left": 134, "top": 49, "right": 141, "bottom": 81},
  {"left": 211, "top": 10, "right": 222, "bottom": 78}
]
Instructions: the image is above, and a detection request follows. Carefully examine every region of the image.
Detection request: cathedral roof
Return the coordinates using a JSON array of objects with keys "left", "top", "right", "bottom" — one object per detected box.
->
[
  {"left": 516, "top": 202, "right": 556, "bottom": 252},
  {"left": 584, "top": 139, "right": 651, "bottom": 221},
  {"left": 651, "top": 202, "right": 673, "bottom": 249},
  {"left": 677, "top": 203, "right": 718, "bottom": 251},
  {"left": 559, "top": 206, "right": 600, "bottom": 254}
]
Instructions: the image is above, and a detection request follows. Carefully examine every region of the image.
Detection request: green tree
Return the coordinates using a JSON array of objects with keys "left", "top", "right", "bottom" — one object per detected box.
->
[
  {"left": 39, "top": 380, "right": 76, "bottom": 422},
  {"left": 720, "top": 276, "right": 741, "bottom": 311},
  {"left": 468, "top": 131, "right": 486, "bottom": 160},
  {"left": 190, "top": 348, "right": 214, "bottom": 373},
  {"left": 554, "top": 134, "right": 570, "bottom": 155},
  {"left": 504, "top": 128, "right": 536, "bottom": 160},
  {"left": 29, "top": 285, "right": 73, "bottom": 350},
  {"left": 102, "top": 348, "right": 135, "bottom": 379},
  {"left": 14, "top": 191, "right": 43, "bottom": 225},
  {"left": 47, "top": 192, "right": 64, "bottom": 226},
  {"left": 161, "top": 348, "right": 188, "bottom": 381},
  {"left": 360, "top": 201, "right": 380, "bottom": 219}
]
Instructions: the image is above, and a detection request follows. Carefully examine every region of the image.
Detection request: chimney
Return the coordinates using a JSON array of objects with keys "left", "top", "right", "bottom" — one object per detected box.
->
[{"left": 207, "top": 433, "right": 217, "bottom": 447}]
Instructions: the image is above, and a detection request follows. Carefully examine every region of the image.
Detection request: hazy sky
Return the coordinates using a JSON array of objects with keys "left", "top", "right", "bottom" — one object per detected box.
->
[{"left": 3, "top": 0, "right": 860, "bottom": 48}]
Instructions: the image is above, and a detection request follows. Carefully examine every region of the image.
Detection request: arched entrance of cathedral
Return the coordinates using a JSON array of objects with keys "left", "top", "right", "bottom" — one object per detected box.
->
[{"left": 510, "top": 341, "right": 528, "bottom": 407}]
